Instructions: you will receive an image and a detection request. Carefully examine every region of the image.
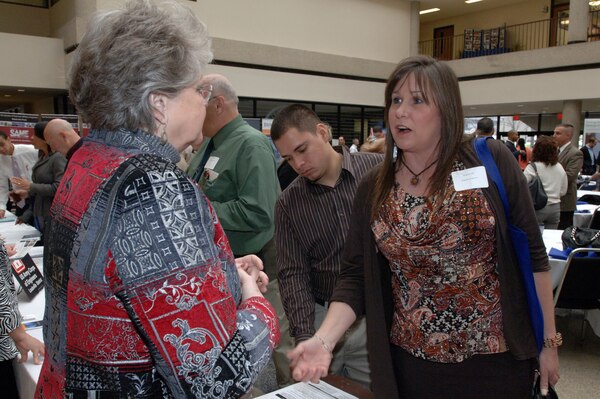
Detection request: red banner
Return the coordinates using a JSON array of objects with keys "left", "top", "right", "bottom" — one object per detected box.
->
[{"left": 0, "top": 125, "right": 34, "bottom": 144}]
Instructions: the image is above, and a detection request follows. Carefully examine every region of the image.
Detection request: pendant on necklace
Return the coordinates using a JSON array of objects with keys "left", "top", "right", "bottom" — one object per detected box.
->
[{"left": 410, "top": 176, "right": 419, "bottom": 185}]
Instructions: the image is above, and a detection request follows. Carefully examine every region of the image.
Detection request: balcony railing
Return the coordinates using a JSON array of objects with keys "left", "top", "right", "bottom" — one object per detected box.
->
[{"left": 419, "top": 11, "right": 599, "bottom": 60}]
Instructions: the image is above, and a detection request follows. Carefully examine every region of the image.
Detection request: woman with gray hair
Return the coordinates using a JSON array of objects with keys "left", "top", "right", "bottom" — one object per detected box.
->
[{"left": 36, "top": 1, "right": 279, "bottom": 398}]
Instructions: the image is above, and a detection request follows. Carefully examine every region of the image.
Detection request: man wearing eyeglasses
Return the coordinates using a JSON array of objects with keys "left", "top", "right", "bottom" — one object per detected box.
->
[{"left": 187, "top": 74, "right": 292, "bottom": 389}]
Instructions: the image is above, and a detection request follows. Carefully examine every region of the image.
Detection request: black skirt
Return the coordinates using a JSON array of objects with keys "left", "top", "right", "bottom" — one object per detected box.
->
[{"left": 391, "top": 345, "right": 536, "bottom": 399}]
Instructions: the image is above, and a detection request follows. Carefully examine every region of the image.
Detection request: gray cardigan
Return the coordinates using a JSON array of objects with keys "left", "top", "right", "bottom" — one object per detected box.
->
[
  {"left": 20, "top": 151, "right": 66, "bottom": 227},
  {"left": 332, "top": 137, "right": 550, "bottom": 398}
]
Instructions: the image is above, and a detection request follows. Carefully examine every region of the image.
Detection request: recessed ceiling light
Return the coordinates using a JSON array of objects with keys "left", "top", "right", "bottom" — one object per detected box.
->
[
  {"left": 465, "top": 0, "right": 483, "bottom": 4},
  {"left": 17, "top": 89, "right": 25, "bottom": 92},
  {"left": 420, "top": 8, "right": 440, "bottom": 15},
  {"left": 517, "top": 104, "right": 524, "bottom": 107},
  {"left": 4, "top": 94, "right": 11, "bottom": 98}
]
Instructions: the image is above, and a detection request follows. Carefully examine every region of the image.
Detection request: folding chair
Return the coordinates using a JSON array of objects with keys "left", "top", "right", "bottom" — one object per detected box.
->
[{"left": 553, "top": 248, "right": 600, "bottom": 341}]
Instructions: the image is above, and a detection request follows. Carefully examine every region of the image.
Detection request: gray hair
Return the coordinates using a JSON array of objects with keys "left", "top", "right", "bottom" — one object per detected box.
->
[
  {"left": 205, "top": 76, "right": 239, "bottom": 106},
  {"left": 69, "top": 0, "right": 213, "bottom": 133}
]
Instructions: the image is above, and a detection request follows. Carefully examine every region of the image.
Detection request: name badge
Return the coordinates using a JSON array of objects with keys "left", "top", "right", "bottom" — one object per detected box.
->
[
  {"left": 451, "top": 166, "right": 488, "bottom": 191},
  {"left": 205, "top": 156, "right": 219, "bottom": 170}
]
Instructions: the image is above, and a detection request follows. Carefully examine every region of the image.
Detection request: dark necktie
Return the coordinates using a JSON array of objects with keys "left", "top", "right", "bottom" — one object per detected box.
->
[{"left": 192, "top": 139, "right": 214, "bottom": 182}]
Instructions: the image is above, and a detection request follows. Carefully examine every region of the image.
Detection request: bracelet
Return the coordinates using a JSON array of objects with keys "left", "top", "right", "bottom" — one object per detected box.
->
[
  {"left": 313, "top": 334, "right": 333, "bottom": 354},
  {"left": 543, "top": 332, "right": 563, "bottom": 348}
]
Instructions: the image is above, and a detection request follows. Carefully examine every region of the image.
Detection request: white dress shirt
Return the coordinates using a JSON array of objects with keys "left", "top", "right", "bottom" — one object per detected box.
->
[{"left": 0, "top": 144, "right": 38, "bottom": 209}]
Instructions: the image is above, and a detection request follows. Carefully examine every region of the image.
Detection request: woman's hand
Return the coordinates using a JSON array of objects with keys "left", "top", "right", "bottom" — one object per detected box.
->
[
  {"left": 4, "top": 243, "right": 16, "bottom": 257},
  {"left": 10, "top": 177, "right": 31, "bottom": 191},
  {"left": 235, "top": 255, "right": 269, "bottom": 293},
  {"left": 9, "top": 325, "right": 45, "bottom": 365},
  {"left": 538, "top": 346, "right": 560, "bottom": 394},
  {"left": 236, "top": 266, "right": 263, "bottom": 301},
  {"left": 288, "top": 337, "right": 333, "bottom": 383}
]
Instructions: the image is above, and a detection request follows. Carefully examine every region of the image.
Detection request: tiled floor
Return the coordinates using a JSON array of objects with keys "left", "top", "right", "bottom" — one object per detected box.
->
[{"left": 554, "top": 312, "right": 600, "bottom": 398}]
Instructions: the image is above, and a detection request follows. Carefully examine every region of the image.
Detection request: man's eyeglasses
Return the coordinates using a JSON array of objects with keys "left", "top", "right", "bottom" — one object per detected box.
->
[{"left": 196, "top": 84, "right": 213, "bottom": 105}]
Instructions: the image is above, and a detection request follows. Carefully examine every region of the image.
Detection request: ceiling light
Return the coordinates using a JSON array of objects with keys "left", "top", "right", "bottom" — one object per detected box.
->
[
  {"left": 590, "top": 1, "right": 600, "bottom": 7},
  {"left": 17, "top": 89, "right": 25, "bottom": 92},
  {"left": 4, "top": 94, "right": 11, "bottom": 98},
  {"left": 420, "top": 8, "right": 440, "bottom": 15},
  {"left": 465, "top": 0, "right": 483, "bottom": 4}
]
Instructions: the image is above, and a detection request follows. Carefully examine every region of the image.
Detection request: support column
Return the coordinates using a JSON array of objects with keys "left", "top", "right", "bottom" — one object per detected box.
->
[
  {"left": 562, "top": 100, "right": 582, "bottom": 145},
  {"left": 568, "top": 0, "right": 589, "bottom": 44},
  {"left": 410, "top": 1, "right": 420, "bottom": 56}
]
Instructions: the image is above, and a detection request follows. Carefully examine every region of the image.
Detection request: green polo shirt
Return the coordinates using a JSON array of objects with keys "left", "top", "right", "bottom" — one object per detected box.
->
[{"left": 187, "top": 115, "right": 279, "bottom": 255}]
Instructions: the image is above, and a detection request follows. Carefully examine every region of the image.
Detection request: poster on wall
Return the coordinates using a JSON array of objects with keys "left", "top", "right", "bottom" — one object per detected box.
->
[
  {"left": 261, "top": 118, "right": 273, "bottom": 136},
  {"left": 0, "top": 112, "right": 39, "bottom": 144}
]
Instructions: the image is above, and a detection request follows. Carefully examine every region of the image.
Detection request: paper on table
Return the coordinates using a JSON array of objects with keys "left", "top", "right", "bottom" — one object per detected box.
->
[
  {"left": 258, "top": 381, "right": 358, "bottom": 399},
  {"left": 9, "top": 238, "right": 39, "bottom": 260}
]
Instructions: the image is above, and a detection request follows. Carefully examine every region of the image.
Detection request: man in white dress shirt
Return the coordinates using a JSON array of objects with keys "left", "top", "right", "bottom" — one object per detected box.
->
[{"left": 0, "top": 131, "right": 38, "bottom": 217}]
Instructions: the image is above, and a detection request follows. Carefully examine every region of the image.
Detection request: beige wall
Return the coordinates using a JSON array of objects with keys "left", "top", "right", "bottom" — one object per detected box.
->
[
  {"left": 0, "top": 33, "right": 66, "bottom": 89},
  {"left": 420, "top": 0, "right": 551, "bottom": 42},
  {"left": 204, "top": 64, "right": 386, "bottom": 107},
  {"left": 460, "top": 67, "right": 600, "bottom": 109},
  {"left": 0, "top": 3, "right": 50, "bottom": 37},
  {"left": 188, "top": 0, "right": 411, "bottom": 64}
]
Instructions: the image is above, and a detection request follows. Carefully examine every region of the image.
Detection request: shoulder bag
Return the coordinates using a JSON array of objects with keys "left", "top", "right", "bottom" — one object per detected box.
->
[
  {"left": 561, "top": 226, "right": 600, "bottom": 249},
  {"left": 528, "top": 163, "right": 548, "bottom": 211},
  {"left": 474, "top": 137, "right": 544, "bottom": 353}
]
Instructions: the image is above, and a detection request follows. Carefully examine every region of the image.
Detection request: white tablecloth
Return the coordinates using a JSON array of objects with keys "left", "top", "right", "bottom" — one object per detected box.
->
[
  {"left": 577, "top": 190, "right": 600, "bottom": 200},
  {"left": 574, "top": 204, "right": 599, "bottom": 228}
]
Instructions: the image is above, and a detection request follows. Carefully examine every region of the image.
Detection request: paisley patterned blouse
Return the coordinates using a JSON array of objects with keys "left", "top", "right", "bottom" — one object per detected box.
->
[{"left": 372, "top": 161, "right": 507, "bottom": 363}]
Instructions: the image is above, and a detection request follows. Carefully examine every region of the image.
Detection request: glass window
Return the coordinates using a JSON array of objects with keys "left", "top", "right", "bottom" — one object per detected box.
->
[
  {"left": 339, "top": 106, "right": 362, "bottom": 142},
  {"left": 364, "top": 107, "right": 385, "bottom": 143},
  {"left": 315, "top": 104, "right": 339, "bottom": 136},
  {"left": 498, "top": 115, "right": 538, "bottom": 133},
  {"left": 464, "top": 116, "right": 497, "bottom": 135},
  {"left": 540, "top": 113, "right": 562, "bottom": 132},
  {"left": 238, "top": 98, "right": 254, "bottom": 118},
  {"left": 256, "top": 100, "right": 297, "bottom": 119}
]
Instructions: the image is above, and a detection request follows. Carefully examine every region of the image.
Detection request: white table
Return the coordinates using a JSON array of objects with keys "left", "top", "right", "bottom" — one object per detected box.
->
[
  {"left": 0, "top": 211, "right": 40, "bottom": 244},
  {"left": 577, "top": 189, "right": 600, "bottom": 200},
  {"left": 574, "top": 204, "right": 599, "bottom": 228},
  {"left": 542, "top": 229, "right": 568, "bottom": 289}
]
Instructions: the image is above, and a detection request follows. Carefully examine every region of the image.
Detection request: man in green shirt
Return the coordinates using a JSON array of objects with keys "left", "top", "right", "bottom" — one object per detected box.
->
[{"left": 187, "top": 73, "right": 291, "bottom": 388}]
